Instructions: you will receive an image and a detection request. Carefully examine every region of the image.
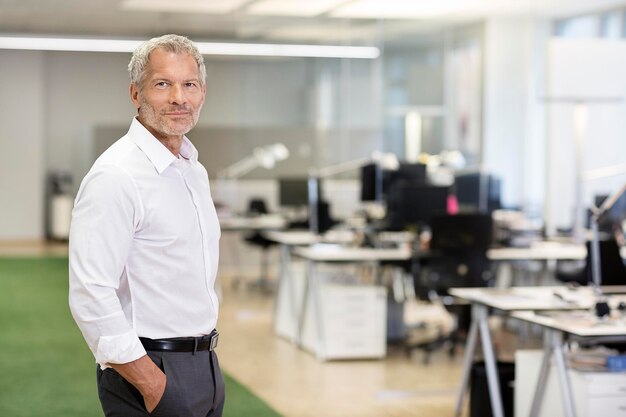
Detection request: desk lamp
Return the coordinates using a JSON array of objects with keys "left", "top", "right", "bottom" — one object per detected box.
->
[
  {"left": 217, "top": 143, "right": 289, "bottom": 179},
  {"left": 589, "top": 182, "right": 626, "bottom": 317},
  {"left": 307, "top": 151, "right": 399, "bottom": 234}
]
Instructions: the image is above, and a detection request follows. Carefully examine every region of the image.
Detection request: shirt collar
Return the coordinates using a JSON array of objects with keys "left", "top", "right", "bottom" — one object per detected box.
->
[{"left": 129, "top": 117, "right": 199, "bottom": 174}]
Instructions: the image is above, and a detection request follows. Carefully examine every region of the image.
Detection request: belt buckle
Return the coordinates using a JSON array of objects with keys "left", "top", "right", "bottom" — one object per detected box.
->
[{"left": 210, "top": 331, "right": 219, "bottom": 351}]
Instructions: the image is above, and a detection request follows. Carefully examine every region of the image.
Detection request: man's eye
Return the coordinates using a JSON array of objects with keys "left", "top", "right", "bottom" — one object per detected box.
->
[
  {"left": 156, "top": 82, "right": 168, "bottom": 88},
  {"left": 185, "top": 82, "right": 197, "bottom": 88}
]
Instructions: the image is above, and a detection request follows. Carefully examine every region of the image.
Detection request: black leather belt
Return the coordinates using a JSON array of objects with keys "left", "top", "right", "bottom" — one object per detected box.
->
[{"left": 140, "top": 330, "right": 219, "bottom": 353}]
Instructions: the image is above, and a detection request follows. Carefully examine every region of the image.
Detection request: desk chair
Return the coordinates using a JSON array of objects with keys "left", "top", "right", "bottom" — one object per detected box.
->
[
  {"left": 556, "top": 238, "right": 626, "bottom": 286},
  {"left": 243, "top": 199, "right": 278, "bottom": 290},
  {"left": 410, "top": 213, "right": 495, "bottom": 362},
  {"left": 287, "top": 200, "right": 337, "bottom": 233}
]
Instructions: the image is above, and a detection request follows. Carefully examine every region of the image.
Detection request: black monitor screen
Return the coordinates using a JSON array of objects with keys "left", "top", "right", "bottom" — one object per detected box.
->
[
  {"left": 394, "top": 163, "right": 427, "bottom": 183},
  {"left": 360, "top": 163, "right": 380, "bottom": 201},
  {"left": 279, "top": 178, "right": 314, "bottom": 207},
  {"left": 385, "top": 182, "right": 449, "bottom": 230},
  {"left": 455, "top": 173, "right": 501, "bottom": 212},
  {"left": 430, "top": 213, "right": 493, "bottom": 251},
  {"left": 361, "top": 162, "right": 426, "bottom": 202}
]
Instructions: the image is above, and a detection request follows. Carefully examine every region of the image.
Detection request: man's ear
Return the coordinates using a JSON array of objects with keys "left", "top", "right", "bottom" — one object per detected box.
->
[
  {"left": 129, "top": 83, "right": 141, "bottom": 110},
  {"left": 200, "top": 82, "right": 207, "bottom": 105}
]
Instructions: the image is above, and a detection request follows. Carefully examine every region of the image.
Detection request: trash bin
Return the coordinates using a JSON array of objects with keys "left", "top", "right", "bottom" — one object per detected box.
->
[
  {"left": 470, "top": 360, "right": 515, "bottom": 417},
  {"left": 46, "top": 171, "right": 73, "bottom": 241}
]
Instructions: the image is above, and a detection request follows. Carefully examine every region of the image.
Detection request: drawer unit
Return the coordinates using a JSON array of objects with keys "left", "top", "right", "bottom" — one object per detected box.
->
[
  {"left": 516, "top": 350, "right": 626, "bottom": 417},
  {"left": 300, "top": 283, "right": 387, "bottom": 360}
]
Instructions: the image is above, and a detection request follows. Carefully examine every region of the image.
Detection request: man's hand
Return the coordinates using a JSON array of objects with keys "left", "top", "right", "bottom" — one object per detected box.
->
[
  {"left": 141, "top": 371, "right": 166, "bottom": 413},
  {"left": 110, "top": 355, "right": 167, "bottom": 413}
]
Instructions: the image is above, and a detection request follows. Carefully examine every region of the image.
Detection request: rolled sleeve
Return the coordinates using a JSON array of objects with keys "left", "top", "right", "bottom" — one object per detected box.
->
[
  {"left": 96, "top": 329, "right": 146, "bottom": 367},
  {"left": 68, "top": 165, "right": 145, "bottom": 367}
]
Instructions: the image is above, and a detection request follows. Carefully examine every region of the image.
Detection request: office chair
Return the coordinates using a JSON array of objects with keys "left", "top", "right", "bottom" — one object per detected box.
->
[
  {"left": 243, "top": 198, "right": 278, "bottom": 290},
  {"left": 409, "top": 213, "right": 495, "bottom": 362},
  {"left": 556, "top": 238, "right": 626, "bottom": 287},
  {"left": 288, "top": 200, "right": 337, "bottom": 233}
]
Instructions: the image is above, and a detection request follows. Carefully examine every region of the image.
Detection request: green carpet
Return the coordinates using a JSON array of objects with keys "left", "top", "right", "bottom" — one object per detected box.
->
[{"left": 0, "top": 257, "right": 281, "bottom": 417}]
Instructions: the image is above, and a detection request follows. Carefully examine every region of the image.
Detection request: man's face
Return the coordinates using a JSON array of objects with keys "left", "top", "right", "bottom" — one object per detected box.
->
[{"left": 130, "top": 48, "right": 206, "bottom": 142}]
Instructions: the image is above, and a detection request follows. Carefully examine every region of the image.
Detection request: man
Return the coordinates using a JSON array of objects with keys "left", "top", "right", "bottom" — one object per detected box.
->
[{"left": 69, "top": 34, "right": 224, "bottom": 417}]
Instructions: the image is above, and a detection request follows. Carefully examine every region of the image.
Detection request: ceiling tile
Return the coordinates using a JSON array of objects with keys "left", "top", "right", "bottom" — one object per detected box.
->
[
  {"left": 246, "top": 0, "right": 350, "bottom": 17},
  {"left": 331, "top": 0, "right": 477, "bottom": 19},
  {"left": 121, "top": 0, "right": 250, "bottom": 14},
  {"left": 261, "top": 22, "right": 379, "bottom": 42}
]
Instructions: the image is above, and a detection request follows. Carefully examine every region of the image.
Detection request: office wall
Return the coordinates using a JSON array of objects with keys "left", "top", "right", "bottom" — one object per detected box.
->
[
  {"left": 0, "top": 50, "right": 45, "bottom": 240},
  {"left": 546, "top": 38, "right": 626, "bottom": 233},
  {"left": 482, "top": 17, "right": 550, "bottom": 211},
  {"left": 0, "top": 50, "right": 382, "bottom": 240},
  {"left": 45, "top": 52, "right": 134, "bottom": 185}
]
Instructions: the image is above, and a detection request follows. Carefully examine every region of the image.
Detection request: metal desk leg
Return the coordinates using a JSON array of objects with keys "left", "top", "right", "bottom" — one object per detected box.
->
[
  {"left": 309, "top": 260, "right": 326, "bottom": 360},
  {"left": 297, "top": 259, "right": 327, "bottom": 360},
  {"left": 529, "top": 331, "right": 553, "bottom": 417},
  {"left": 551, "top": 330, "right": 577, "bottom": 417},
  {"left": 454, "top": 303, "right": 504, "bottom": 417},
  {"left": 476, "top": 304, "right": 505, "bottom": 417},
  {"left": 273, "top": 244, "right": 298, "bottom": 345},
  {"left": 455, "top": 313, "right": 479, "bottom": 417},
  {"left": 296, "top": 259, "right": 311, "bottom": 346}
]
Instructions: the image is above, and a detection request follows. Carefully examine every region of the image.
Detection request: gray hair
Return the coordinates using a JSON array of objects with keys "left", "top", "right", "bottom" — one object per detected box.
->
[{"left": 128, "top": 34, "right": 206, "bottom": 89}]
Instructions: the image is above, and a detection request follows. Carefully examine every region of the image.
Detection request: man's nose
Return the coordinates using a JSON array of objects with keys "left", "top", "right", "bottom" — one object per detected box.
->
[{"left": 169, "top": 84, "right": 185, "bottom": 104}]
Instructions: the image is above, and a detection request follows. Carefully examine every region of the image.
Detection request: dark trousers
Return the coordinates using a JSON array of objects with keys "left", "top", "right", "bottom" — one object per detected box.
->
[{"left": 97, "top": 349, "right": 225, "bottom": 417}]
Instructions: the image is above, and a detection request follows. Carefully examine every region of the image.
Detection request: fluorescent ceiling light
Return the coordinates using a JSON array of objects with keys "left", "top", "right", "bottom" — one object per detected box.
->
[
  {"left": 121, "top": 0, "right": 250, "bottom": 14},
  {"left": 196, "top": 42, "right": 379, "bottom": 58},
  {"left": 332, "top": 0, "right": 485, "bottom": 18},
  {"left": 0, "top": 37, "right": 141, "bottom": 53},
  {"left": 0, "top": 36, "right": 380, "bottom": 59},
  {"left": 246, "top": 0, "right": 350, "bottom": 17}
]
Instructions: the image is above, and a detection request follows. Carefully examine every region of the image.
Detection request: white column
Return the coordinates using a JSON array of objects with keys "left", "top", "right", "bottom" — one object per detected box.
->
[{"left": 482, "top": 17, "right": 549, "bottom": 211}]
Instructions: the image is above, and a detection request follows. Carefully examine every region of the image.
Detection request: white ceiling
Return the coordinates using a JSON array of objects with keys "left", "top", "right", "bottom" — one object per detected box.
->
[{"left": 0, "top": 0, "right": 625, "bottom": 44}]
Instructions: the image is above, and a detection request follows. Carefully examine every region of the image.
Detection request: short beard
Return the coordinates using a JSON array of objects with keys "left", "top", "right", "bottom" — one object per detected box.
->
[{"left": 137, "top": 94, "right": 198, "bottom": 139}]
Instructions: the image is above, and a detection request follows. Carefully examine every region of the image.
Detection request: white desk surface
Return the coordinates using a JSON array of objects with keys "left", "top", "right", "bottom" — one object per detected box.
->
[
  {"left": 219, "top": 214, "right": 287, "bottom": 231},
  {"left": 263, "top": 230, "right": 355, "bottom": 246},
  {"left": 488, "top": 241, "right": 626, "bottom": 261},
  {"left": 513, "top": 310, "right": 626, "bottom": 337},
  {"left": 293, "top": 245, "right": 412, "bottom": 262},
  {"left": 450, "top": 286, "right": 612, "bottom": 311},
  {"left": 487, "top": 242, "right": 586, "bottom": 261}
]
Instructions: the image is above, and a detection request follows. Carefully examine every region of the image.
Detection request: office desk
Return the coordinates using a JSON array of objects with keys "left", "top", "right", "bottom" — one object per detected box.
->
[
  {"left": 263, "top": 229, "right": 356, "bottom": 246},
  {"left": 218, "top": 215, "right": 287, "bottom": 288},
  {"left": 489, "top": 242, "right": 626, "bottom": 261},
  {"left": 487, "top": 242, "right": 587, "bottom": 261},
  {"left": 293, "top": 245, "right": 412, "bottom": 262},
  {"left": 218, "top": 214, "right": 287, "bottom": 231},
  {"left": 513, "top": 306, "right": 626, "bottom": 417},
  {"left": 292, "top": 245, "right": 411, "bottom": 360},
  {"left": 487, "top": 242, "right": 626, "bottom": 288},
  {"left": 449, "top": 286, "right": 607, "bottom": 417},
  {"left": 264, "top": 230, "right": 355, "bottom": 343}
]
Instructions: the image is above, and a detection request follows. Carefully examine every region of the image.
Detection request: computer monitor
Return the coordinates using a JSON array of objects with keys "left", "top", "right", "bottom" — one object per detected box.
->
[
  {"left": 430, "top": 213, "right": 494, "bottom": 252},
  {"left": 278, "top": 178, "right": 310, "bottom": 207},
  {"left": 278, "top": 177, "right": 324, "bottom": 208},
  {"left": 385, "top": 181, "right": 449, "bottom": 231},
  {"left": 360, "top": 162, "right": 427, "bottom": 202},
  {"left": 394, "top": 162, "right": 427, "bottom": 184},
  {"left": 360, "top": 163, "right": 388, "bottom": 202},
  {"left": 454, "top": 172, "right": 501, "bottom": 213}
]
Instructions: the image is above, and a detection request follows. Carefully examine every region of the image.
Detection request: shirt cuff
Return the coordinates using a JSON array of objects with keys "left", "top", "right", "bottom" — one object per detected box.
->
[{"left": 95, "top": 330, "right": 147, "bottom": 369}]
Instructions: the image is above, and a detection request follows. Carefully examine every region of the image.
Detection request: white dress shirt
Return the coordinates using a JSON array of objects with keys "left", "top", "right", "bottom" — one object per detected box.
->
[{"left": 69, "top": 118, "right": 221, "bottom": 368}]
